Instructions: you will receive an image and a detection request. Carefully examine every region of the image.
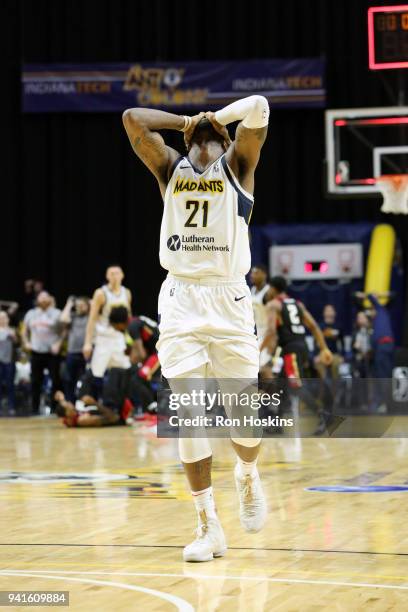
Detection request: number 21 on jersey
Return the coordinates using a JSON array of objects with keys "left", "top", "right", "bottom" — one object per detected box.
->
[{"left": 184, "top": 200, "right": 208, "bottom": 227}]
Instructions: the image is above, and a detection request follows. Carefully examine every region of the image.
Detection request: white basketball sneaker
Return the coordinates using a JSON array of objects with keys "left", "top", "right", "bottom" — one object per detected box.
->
[
  {"left": 183, "top": 510, "right": 227, "bottom": 562},
  {"left": 234, "top": 464, "right": 267, "bottom": 533}
]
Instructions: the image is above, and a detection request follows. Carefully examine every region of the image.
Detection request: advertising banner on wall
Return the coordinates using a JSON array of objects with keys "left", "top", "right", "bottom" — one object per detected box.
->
[{"left": 22, "top": 58, "right": 325, "bottom": 113}]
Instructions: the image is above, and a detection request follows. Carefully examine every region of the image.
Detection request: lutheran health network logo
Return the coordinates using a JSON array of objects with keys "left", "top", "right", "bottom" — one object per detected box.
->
[{"left": 167, "top": 234, "right": 229, "bottom": 252}]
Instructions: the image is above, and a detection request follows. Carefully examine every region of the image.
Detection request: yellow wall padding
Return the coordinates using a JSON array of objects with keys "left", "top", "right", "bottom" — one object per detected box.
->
[{"left": 364, "top": 224, "right": 395, "bottom": 306}]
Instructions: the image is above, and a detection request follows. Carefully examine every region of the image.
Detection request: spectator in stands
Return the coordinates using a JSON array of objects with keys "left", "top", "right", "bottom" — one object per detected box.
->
[
  {"left": 356, "top": 291, "right": 395, "bottom": 412},
  {"left": 14, "top": 350, "right": 31, "bottom": 411},
  {"left": 22, "top": 279, "right": 35, "bottom": 313},
  {"left": 21, "top": 279, "right": 44, "bottom": 314},
  {"left": 366, "top": 293, "right": 394, "bottom": 379},
  {"left": 0, "top": 311, "right": 17, "bottom": 415},
  {"left": 351, "top": 310, "right": 373, "bottom": 412},
  {"left": 352, "top": 311, "right": 372, "bottom": 378},
  {"left": 315, "top": 304, "right": 344, "bottom": 379},
  {"left": 0, "top": 300, "right": 20, "bottom": 327},
  {"left": 60, "top": 296, "right": 90, "bottom": 401},
  {"left": 22, "top": 291, "right": 63, "bottom": 414}
]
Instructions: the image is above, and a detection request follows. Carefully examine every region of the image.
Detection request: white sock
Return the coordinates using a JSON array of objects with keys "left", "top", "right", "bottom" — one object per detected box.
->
[
  {"left": 236, "top": 457, "right": 258, "bottom": 478},
  {"left": 191, "top": 486, "right": 217, "bottom": 521}
]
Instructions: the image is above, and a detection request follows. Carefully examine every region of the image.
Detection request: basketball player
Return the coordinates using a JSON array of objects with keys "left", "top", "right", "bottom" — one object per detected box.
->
[
  {"left": 54, "top": 391, "right": 132, "bottom": 427},
  {"left": 83, "top": 266, "right": 132, "bottom": 378},
  {"left": 250, "top": 264, "right": 271, "bottom": 366},
  {"left": 123, "top": 95, "right": 269, "bottom": 561},
  {"left": 263, "top": 276, "right": 334, "bottom": 433},
  {"left": 128, "top": 315, "right": 160, "bottom": 381}
]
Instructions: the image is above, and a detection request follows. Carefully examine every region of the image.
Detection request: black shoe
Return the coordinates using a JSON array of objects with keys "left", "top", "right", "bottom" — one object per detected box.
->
[
  {"left": 313, "top": 415, "right": 327, "bottom": 436},
  {"left": 314, "top": 412, "right": 346, "bottom": 436}
]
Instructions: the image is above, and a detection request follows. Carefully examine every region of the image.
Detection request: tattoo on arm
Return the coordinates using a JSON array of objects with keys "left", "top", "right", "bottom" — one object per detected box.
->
[
  {"left": 236, "top": 126, "right": 266, "bottom": 144},
  {"left": 232, "top": 123, "right": 268, "bottom": 174},
  {"left": 129, "top": 127, "right": 168, "bottom": 179},
  {"left": 133, "top": 136, "right": 142, "bottom": 149}
]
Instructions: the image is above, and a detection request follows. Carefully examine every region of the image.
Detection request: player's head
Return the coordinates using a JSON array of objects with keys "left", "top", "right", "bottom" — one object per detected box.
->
[
  {"left": 250, "top": 264, "right": 268, "bottom": 288},
  {"left": 323, "top": 304, "right": 336, "bottom": 323},
  {"left": 37, "top": 291, "right": 52, "bottom": 309},
  {"left": 106, "top": 265, "right": 124, "bottom": 285},
  {"left": 269, "top": 276, "right": 288, "bottom": 298},
  {"left": 356, "top": 311, "right": 370, "bottom": 328},
  {"left": 186, "top": 117, "right": 229, "bottom": 153},
  {"left": 75, "top": 296, "right": 90, "bottom": 316},
  {"left": 109, "top": 305, "right": 129, "bottom": 331},
  {"left": 33, "top": 279, "right": 44, "bottom": 294}
]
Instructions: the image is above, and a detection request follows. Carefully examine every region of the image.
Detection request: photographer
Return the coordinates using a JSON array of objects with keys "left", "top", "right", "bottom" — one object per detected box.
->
[{"left": 60, "top": 296, "right": 90, "bottom": 401}]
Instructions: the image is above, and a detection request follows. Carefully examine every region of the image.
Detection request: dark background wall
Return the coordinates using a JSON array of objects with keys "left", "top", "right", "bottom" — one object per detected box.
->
[{"left": 1, "top": 0, "right": 407, "bottom": 319}]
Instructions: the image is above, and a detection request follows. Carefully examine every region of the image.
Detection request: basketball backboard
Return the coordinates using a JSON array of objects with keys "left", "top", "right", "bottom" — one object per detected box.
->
[{"left": 325, "top": 106, "right": 408, "bottom": 197}]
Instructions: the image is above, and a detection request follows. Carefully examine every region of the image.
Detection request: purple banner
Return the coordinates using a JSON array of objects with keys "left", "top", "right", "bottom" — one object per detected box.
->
[{"left": 22, "top": 59, "right": 325, "bottom": 113}]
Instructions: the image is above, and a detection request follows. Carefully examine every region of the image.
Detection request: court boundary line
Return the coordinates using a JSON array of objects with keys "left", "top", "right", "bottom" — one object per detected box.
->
[
  {"left": 2, "top": 569, "right": 408, "bottom": 592},
  {"left": 1, "top": 543, "right": 408, "bottom": 556},
  {"left": 0, "top": 571, "right": 193, "bottom": 612}
]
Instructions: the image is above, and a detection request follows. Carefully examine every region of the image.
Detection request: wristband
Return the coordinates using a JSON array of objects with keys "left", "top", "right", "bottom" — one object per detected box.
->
[{"left": 180, "top": 115, "right": 193, "bottom": 133}]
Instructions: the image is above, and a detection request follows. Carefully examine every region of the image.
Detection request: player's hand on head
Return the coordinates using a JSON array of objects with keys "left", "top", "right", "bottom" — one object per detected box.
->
[
  {"left": 205, "top": 112, "right": 232, "bottom": 148},
  {"left": 183, "top": 112, "right": 205, "bottom": 150}
]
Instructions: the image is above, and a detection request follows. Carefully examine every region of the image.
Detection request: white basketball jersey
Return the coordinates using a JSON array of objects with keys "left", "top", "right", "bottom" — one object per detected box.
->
[
  {"left": 99, "top": 285, "right": 130, "bottom": 327},
  {"left": 251, "top": 283, "right": 270, "bottom": 340},
  {"left": 160, "top": 154, "right": 254, "bottom": 278}
]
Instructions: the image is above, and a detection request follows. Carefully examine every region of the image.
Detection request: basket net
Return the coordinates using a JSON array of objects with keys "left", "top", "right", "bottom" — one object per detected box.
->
[{"left": 376, "top": 174, "right": 408, "bottom": 215}]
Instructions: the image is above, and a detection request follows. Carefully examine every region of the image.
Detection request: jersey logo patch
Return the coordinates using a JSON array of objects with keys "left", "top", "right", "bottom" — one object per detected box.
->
[
  {"left": 234, "top": 295, "right": 246, "bottom": 302},
  {"left": 167, "top": 235, "right": 181, "bottom": 251},
  {"left": 173, "top": 177, "right": 224, "bottom": 195}
]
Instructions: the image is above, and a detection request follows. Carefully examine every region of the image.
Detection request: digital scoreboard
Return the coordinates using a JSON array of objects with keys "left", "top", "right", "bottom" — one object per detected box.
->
[
  {"left": 269, "top": 244, "right": 363, "bottom": 281},
  {"left": 368, "top": 5, "right": 408, "bottom": 69}
]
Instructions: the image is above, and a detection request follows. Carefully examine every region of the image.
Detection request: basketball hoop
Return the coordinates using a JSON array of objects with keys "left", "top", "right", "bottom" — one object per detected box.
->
[{"left": 376, "top": 174, "right": 408, "bottom": 215}]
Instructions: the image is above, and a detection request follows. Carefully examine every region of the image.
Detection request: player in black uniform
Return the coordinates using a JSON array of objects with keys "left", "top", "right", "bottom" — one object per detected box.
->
[
  {"left": 262, "top": 276, "right": 334, "bottom": 434},
  {"left": 127, "top": 315, "right": 160, "bottom": 381},
  {"left": 105, "top": 307, "right": 158, "bottom": 412}
]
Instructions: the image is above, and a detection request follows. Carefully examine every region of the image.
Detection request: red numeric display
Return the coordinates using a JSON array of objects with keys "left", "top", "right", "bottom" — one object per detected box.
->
[{"left": 368, "top": 5, "right": 408, "bottom": 69}]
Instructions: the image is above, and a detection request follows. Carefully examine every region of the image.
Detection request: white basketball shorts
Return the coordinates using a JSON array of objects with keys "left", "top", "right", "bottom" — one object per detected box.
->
[
  {"left": 157, "top": 275, "right": 259, "bottom": 379},
  {"left": 90, "top": 324, "right": 131, "bottom": 377}
]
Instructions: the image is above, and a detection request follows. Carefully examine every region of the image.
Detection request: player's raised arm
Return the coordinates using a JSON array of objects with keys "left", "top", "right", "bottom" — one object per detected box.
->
[
  {"left": 206, "top": 95, "right": 269, "bottom": 192},
  {"left": 122, "top": 108, "right": 204, "bottom": 193}
]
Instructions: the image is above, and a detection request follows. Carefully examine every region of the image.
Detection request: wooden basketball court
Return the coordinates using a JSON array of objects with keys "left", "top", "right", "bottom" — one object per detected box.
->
[{"left": 1, "top": 418, "right": 408, "bottom": 610}]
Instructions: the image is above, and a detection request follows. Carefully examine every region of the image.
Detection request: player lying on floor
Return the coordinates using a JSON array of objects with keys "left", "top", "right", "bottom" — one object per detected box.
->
[{"left": 54, "top": 390, "right": 133, "bottom": 427}]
